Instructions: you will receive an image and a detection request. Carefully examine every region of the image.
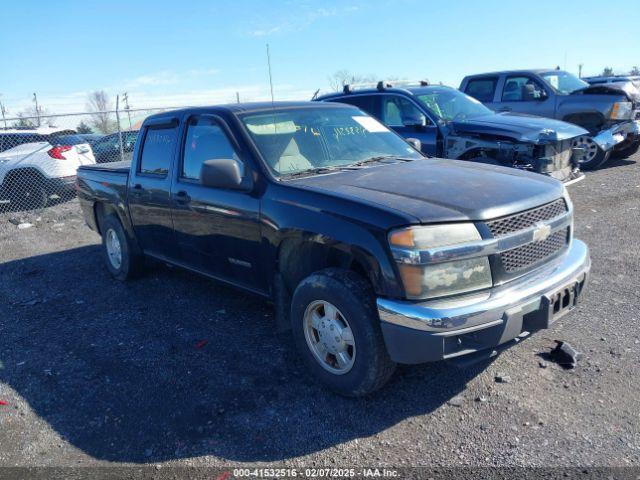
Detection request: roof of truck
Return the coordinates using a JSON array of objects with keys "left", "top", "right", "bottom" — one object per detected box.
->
[
  {"left": 143, "top": 101, "right": 356, "bottom": 123},
  {"left": 463, "top": 69, "right": 554, "bottom": 77}
]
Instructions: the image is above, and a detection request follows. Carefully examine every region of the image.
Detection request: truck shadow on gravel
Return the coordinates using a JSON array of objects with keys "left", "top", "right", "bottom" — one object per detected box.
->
[{"left": 0, "top": 246, "right": 491, "bottom": 463}]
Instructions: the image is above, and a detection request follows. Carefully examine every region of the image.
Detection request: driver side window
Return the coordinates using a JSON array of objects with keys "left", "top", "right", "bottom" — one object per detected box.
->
[
  {"left": 502, "top": 76, "right": 546, "bottom": 102},
  {"left": 380, "top": 95, "right": 429, "bottom": 127},
  {"left": 182, "top": 116, "right": 240, "bottom": 181}
]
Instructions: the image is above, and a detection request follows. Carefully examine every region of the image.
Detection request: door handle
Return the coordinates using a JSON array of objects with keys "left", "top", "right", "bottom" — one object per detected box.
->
[
  {"left": 173, "top": 190, "right": 191, "bottom": 204},
  {"left": 498, "top": 107, "right": 512, "bottom": 112},
  {"left": 130, "top": 183, "right": 143, "bottom": 196}
]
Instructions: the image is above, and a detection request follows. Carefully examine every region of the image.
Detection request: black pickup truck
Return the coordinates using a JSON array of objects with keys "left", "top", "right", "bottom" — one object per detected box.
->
[{"left": 77, "top": 102, "right": 591, "bottom": 396}]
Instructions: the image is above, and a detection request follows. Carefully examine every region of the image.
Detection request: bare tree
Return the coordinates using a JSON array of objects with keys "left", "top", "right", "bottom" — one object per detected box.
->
[
  {"left": 630, "top": 66, "right": 640, "bottom": 76},
  {"left": 601, "top": 67, "right": 614, "bottom": 77},
  {"left": 328, "top": 70, "right": 378, "bottom": 92},
  {"left": 15, "top": 105, "right": 57, "bottom": 128},
  {"left": 87, "top": 90, "right": 113, "bottom": 133}
]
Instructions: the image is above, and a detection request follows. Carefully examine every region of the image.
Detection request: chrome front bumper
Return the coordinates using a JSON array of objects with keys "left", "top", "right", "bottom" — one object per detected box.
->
[
  {"left": 593, "top": 121, "right": 640, "bottom": 151},
  {"left": 377, "top": 239, "right": 590, "bottom": 364}
]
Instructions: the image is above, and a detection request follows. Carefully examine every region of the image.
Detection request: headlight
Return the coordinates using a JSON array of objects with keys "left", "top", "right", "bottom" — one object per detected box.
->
[
  {"left": 610, "top": 102, "right": 633, "bottom": 120},
  {"left": 389, "top": 224, "right": 492, "bottom": 300}
]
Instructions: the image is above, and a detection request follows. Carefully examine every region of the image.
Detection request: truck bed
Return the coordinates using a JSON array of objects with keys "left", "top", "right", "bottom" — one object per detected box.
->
[{"left": 78, "top": 160, "right": 131, "bottom": 174}]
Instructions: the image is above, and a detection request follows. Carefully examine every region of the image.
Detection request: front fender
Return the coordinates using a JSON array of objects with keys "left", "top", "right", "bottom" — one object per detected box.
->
[{"left": 260, "top": 194, "right": 405, "bottom": 298}]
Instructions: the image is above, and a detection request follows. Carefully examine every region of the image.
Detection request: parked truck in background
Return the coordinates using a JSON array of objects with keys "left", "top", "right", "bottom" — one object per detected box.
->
[
  {"left": 76, "top": 102, "right": 591, "bottom": 396},
  {"left": 316, "top": 81, "right": 588, "bottom": 183},
  {"left": 460, "top": 69, "right": 640, "bottom": 169}
]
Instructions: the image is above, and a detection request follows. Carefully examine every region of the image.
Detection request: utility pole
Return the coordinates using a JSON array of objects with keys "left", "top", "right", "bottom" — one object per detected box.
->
[
  {"left": 33, "top": 93, "right": 41, "bottom": 127},
  {"left": 0, "top": 101, "right": 7, "bottom": 129},
  {"left": 122, "top": 92, "right": 132, "bottom": 128},
  {"left": 115, "top": 94, "right": 125, "bottom": 162},
  {"left": 236, "top": 91, "right": 240, "bottom": 104},
  {"left": 578, "top": 64, "right": 583, "bottom": 78}
]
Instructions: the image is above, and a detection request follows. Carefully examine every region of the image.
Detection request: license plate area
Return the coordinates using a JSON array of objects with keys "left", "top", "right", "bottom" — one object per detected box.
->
[{"left": 542, "top": 277, "right": 585, "bottom": 326}]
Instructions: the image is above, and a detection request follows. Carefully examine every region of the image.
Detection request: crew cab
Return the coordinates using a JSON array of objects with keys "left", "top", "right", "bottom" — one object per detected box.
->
[
  {"left": 460, "top": 69, "right": 640, "bottom": 169},
  {"left": 316, "top": 82, "right": 587, "bottom": 184},
  {"left": 76, "top": 102, "right": 591, "bottom": 396},
  {"left": 0, "top": 128, "right": 96, "bottom": 210}
]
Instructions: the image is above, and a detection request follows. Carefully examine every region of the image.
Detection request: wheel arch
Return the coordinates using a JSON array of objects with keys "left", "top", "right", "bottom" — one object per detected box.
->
[
  {"left": 276, "top": 235, "right": 381, "bottom": 296},
  {"left": 562, "top": 112, "right": 606, "bottom": 134}
]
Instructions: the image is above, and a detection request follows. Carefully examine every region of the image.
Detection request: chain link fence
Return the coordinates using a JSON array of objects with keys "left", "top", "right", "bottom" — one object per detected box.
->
[{"left": 0, "top": 106, "right": 176, "bottom": 215}]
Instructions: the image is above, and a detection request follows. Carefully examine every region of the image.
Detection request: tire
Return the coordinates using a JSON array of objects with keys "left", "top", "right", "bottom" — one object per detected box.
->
[
  {"left": 7, "top": 174, "right": 48, "bottom": 210},
  {"left": 572, "top": 136, "right": 611, "bottom": 170},
  {"left": 100, "top": 214, "right": 143, "bottom": 281},
  {"left": 612, "top": 140, "right": 640, "bottom": 159},
  {"left": 290, "top": 268, "right": 396, "bottom": 397}
]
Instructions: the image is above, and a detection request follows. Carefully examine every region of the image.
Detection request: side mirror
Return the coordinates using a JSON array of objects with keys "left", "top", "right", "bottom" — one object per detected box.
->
[
  {"left": 406, "top": 137, "right": 422, "bottom": 151},
  {"left": 402, "top": 115, "right": 427, "bottom": 128},
  {"left": 523, "top": 84, "right": 547, "bottom": 101},
  {"left": 201, "top": 158, "right": 252, "bottom": 191}
]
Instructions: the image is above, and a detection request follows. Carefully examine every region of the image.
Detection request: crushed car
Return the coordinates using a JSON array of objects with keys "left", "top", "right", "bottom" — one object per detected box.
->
[
  {"left": 315, "top": 81, "right": 587, "bottom": 183},
  {"left": 582, "top": 74, "right": 640, "bottom": 158},
  {"left": 460, "top": 69, "right": 640, "bottom": 169}
]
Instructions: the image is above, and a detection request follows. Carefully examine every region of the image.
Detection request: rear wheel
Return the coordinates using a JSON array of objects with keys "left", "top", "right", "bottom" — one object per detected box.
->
[
  {"left": 572, "top": 136, "right": 610, "bottom": 170},
  {"left": 101, "top": 214, "right": 143, "bottom": 281},
  {"left": 290, "top": 268, "right": 396, "bottom": 397},
  {"left": 7, "top": 174, "right": 48, "bottom": 210}
]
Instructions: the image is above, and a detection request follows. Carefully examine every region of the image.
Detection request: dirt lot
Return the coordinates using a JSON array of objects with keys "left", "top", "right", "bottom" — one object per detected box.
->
[{"left": 0, "top": 153, "right": 639, "bottom": 470}]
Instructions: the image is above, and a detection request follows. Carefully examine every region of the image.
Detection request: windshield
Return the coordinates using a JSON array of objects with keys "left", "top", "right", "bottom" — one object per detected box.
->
[
  {"left": 415, "top": 88, "right": 493, "bottom": 121},
  {"left": 540, "top": 70, "right": 589, "bottom": 95},
  {"left": 240, "top": 106, "right": 423, "bottom": 177}
]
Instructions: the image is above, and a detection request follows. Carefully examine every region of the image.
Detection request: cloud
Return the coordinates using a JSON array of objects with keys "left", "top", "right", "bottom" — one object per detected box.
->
[
  {"left": 247, "top": 3, "right": 361, "bottom": 37},
  {"left": 123, "top": 68, "right": 219, "bottom": 89}
]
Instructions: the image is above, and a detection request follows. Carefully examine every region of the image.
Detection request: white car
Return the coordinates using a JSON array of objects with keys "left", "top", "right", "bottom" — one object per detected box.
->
[{"left": 0, "top": 128, "right": 96, "bottom": 209}]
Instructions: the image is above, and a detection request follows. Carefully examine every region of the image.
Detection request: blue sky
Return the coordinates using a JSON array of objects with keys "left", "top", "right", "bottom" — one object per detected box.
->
[{"left": 1, "top": 0, "right": 639, "bottom": 115}]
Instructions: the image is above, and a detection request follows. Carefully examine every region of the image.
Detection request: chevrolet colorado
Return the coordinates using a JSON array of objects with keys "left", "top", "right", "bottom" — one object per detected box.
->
[{"left": 77, "top": 102, "right": 591, "bottom": 396}]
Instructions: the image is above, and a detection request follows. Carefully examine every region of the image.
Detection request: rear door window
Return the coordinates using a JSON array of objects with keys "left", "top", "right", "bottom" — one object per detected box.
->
[
  {"left": 464, "top": 77, "right": 498, "bottom": 102},
  {"left": 139, "top": 126, "right": 178, "bottom": 176},
  {"left": 331, "top": 95, "right": 378, "bottom": 117}
]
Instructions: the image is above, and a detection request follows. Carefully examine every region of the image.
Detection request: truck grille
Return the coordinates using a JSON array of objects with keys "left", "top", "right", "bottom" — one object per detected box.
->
[
  {"left": 486, "top": 199, "right": 567, "bottom": 237},
  {"left": 500, "top": 228, "right": 569, "bottom": 272}
]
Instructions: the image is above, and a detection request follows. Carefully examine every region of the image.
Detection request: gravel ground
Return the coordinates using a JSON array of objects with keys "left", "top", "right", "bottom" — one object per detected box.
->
[{"left": 0, "top": 153, "right": 638, "bottom": 470}]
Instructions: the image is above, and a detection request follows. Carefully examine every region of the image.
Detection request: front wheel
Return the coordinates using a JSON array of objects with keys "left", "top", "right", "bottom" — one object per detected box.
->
[
  {"left": 612, "top": 139, "right": 640, "bottom": 159},
  {"left": 290, "top": 268, "right": 396, "bottom": 397},
  {"left": 101, "top": 214, "right": 143, "bottom": 281},
  {"left": 572, "top": 136, "right": 610, "bottom": 170}
]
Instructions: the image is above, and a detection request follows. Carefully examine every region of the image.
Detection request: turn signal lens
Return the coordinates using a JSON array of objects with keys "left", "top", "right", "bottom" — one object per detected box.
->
[
  {"left": 389, "top": 224, "right": 481, "bottom": 250},
  {"left": 389, "top": 229, "right": 415, "bottom": 248}
]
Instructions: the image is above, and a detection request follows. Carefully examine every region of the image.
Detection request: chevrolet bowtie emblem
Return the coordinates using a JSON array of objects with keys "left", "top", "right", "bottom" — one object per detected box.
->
[{"left": 532, "top": 222, "right": 552, "bottom": 242}]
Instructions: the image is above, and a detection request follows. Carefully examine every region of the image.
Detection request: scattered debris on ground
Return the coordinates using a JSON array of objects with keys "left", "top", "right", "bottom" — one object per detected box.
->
[
  {"left": 549, "top": 340, "right": 583, "bottom": 369},
  {"left": 494, "top": 374, "right": 511, "bottom": 383}
]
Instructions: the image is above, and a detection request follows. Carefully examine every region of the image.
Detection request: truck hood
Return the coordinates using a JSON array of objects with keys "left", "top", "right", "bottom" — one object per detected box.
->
[
  {"left": 289, "top": 159, "right": 564, "bottom": 224},
  {"left": 577, "top": 82, "right": 639, "bottom": 102},
  {"left": 449, "top": 113, "right": 588, "bottom": 143}
]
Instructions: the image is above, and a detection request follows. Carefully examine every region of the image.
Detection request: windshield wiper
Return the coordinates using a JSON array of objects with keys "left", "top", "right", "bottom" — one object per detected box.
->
[
  {"left": 279, "top": 166, "right": 343, "bottom": 179},
  {"left": 345, "top": 155, "right": 416, "bottom": 168}
]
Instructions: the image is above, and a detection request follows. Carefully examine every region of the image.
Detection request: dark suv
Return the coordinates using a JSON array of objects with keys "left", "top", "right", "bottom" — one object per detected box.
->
[{"left": 316, "top": 82, "right": 587, "bottom": 183}]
